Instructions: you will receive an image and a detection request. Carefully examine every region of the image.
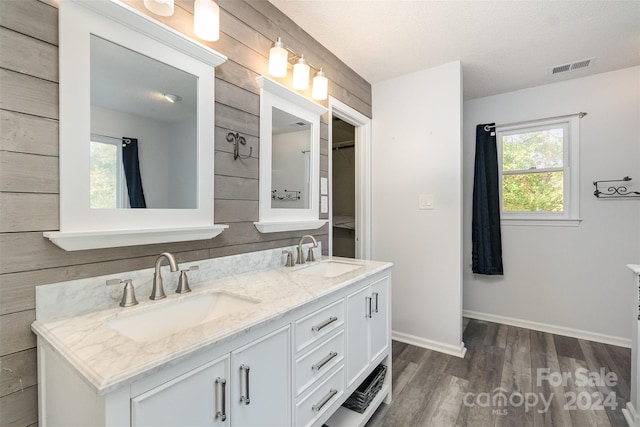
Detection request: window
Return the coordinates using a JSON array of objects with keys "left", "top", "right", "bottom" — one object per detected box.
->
[
  {"left": 90, "top": 135, "right": 127, "bottom": 208},
  {"left": 496, "top": 117, "right": 580, "bottom": 225}
]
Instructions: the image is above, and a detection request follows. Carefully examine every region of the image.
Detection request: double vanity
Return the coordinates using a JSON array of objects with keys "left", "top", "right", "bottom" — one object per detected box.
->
[
  {"left": 36, "top": 2, "right": 390, "bottom": 425},
  {"left": 32, "top": 246, "right": 393, "bottom": 426}
]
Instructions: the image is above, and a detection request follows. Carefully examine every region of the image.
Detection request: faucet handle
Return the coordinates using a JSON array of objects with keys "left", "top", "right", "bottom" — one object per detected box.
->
[
  {"left": 176, "top": 265, "right": 198, "bottom": 294},
  {"left": 306, "top": 247, "right": 316, "bottom": 262},
  {"left": 282, "top": 250, "right": 295, "bottom": 267},
  {"left": 106, "top": 278, "right": 139, "bottom": 307}
]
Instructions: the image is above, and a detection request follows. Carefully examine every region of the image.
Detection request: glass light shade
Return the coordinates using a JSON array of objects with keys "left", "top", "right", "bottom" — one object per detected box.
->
[
  {"left": 143, "top": 0, "right": 174, "bottom": 16},
  {"left": 268, "top": 38, "right": 288, "bottom": 77},
  {"left": 312, "top": 69, "right": 328, "bottom": 100},
  {"left": 194, "top": 0, "right": 220, "bottom": 42},
  {"left": 293, "top": 55, "right": 310, "bottom": 90}
]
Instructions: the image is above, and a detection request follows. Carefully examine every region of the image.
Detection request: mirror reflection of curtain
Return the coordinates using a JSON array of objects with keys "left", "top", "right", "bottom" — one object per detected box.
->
[{"left": 122, "top": 137, "right": 147, "bottom": 208}]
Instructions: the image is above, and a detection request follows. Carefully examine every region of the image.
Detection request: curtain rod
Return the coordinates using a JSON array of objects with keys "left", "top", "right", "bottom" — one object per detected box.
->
[
  {"left": 91, "top": 133, "right": 122, "bottom": 140},
  {"left": 91, "top": 133, "right": 134, "bottom": 144},
  {"left": 483, "top": 112, "right": 587, "bottom": 132}
]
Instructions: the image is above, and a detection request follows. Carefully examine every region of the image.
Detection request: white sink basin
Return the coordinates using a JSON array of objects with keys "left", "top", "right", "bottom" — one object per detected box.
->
[
  {"left": 296, "top": 261, "right": 364, "bottom": 278},
  {"left": 106, "top": 292, "right": 260, "bottom": 342}
]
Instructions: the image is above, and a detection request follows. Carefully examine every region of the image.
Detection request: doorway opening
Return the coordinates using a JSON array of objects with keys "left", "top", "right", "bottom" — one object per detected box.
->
[
  {"left": 328, "top": 98, "right": 372, "bottom": 260},
  {"left": 331, "top": 117, "right": 356, "bottom": 257}
]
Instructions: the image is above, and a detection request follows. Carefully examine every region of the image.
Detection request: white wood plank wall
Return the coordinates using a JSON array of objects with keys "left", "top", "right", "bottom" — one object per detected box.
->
[{"left": 0, "top": 0, "right": 372, "bottom": 425}]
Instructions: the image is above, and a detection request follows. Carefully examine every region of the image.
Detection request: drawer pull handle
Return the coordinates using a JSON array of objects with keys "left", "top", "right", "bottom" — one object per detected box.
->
[
  {"left": 373, "top": 292, "right": 379, "bottom": 313},
  {"left": 312, "top": 316, "right": 338, "bottom": 332},
  {"left": 215, "top": 377, "right": 227, "bottom": 421},
  {"left": 312, "top": 388, "right": 338, "bottom": 412},
  {"left": 312, "top": 351, "right": 338, "bottom": 371},
  {"left": 240, "top": 364, "right": 251, "bottom": 405}
]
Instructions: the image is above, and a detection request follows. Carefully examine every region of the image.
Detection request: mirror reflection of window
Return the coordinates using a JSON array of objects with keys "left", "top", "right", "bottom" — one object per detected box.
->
[
  {"left": 90, "top": 135, "right": 127, "bottom": 209},
  {"left": 271, "top": 107, "right": 312, "bottom": 209},
  {"left": 89, "top": 35, "right": 198, "bottom": 210}
]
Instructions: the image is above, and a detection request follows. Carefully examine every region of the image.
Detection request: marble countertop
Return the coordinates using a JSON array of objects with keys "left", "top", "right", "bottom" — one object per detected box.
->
[{"left": 32, "top": 257, "right": 392, "bottom": 395}]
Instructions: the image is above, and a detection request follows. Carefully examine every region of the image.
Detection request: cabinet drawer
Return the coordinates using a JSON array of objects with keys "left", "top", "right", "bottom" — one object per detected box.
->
[
  {"left": 295, "top": 330, "right": 344, "bottom": 396},
  {"left": 295, "top": 299, "right": 345, "bottom": 353},
  {"left": 295, "top": 366, "right": 344, "bottom": 427}
]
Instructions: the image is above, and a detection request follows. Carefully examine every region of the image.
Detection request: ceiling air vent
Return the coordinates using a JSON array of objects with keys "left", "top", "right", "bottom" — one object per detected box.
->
[
  {"left": 550, "top": 57, "right": 595, "bottom": 75},
  {"left": 552, "top": 64, "right": 571, "bottom": 74}
]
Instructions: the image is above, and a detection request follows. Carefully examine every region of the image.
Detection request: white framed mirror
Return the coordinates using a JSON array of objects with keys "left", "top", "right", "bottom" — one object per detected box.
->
[
  {"left": 44, "top": 0, "right": 228, "bottom": 251},
  {"left": 254, "top": 77, "right": 328, "bottom": 233}
]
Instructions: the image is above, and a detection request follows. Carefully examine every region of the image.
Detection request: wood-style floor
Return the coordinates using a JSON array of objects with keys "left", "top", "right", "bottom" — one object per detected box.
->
[{"left": 366, "top": 318, "right": 631, "bottom": 427}]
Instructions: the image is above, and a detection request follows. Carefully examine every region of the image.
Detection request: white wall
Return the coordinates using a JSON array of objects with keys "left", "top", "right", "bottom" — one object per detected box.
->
[
  {"left": 463, "top": 66, "right": 640, "bottom": 346},
  {"left": 372, "top": 61, "right": 465, "bottom": 356},
  {"left": 168, "top": 117, "right": 197, "bottom": 209}
]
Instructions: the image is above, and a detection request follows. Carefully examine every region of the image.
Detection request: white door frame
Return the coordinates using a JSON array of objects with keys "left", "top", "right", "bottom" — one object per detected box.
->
[{"left": 328, "top": 97, "right": 372, "bottom": 260}]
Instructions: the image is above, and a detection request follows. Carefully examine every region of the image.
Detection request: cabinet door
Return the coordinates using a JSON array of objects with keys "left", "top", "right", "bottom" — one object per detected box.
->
[
  {"left": 346, "top": 285, "right": 370, "bottom": 386},
  {"left": 370, "top": 276, "right": 390, "bottom": 362},
  {"left": 131, "top": 355, "right": 229, "bottom": 427},
  {"left": 230, "top": 326, "right": 290, "bottom": 427}
]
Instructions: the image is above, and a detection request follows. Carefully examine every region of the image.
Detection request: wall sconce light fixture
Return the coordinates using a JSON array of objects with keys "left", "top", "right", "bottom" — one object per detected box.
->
[
  {"left": 312, "top": 68, "right": 328, "bottom": 101},
  {"left": 293, "top": 55, "right": 310, "bottom": 90},
  {"left": 268, "top": 37, "right": 329, "bottom": 100},
  {"left": 143, "top": 0, "right": 174, "bottom": 16},
  {"left": 143, "top": 0, "right": 220, "bottom": 42},
  {"left": 269, "top": 37, "right": 288, "bottom": 77},
  {"left": 194, "top": 0, "right": 220, "bottom": 41}
]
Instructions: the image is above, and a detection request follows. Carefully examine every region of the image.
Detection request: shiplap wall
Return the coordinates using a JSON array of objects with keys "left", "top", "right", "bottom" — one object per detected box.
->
[{"left": 0, "top": 1, "right": 371, "bottom": 425}]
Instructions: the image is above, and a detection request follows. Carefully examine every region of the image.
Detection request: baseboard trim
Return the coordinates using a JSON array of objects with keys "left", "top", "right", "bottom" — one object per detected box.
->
[
  {"left": 463, "top": 310, "right": 631, "bottom": 348},
  {"left": 623, "top": 401, "right": 640, "bottom": 427},
  {"left": 392, "top": 330, "right": 467, "bottom": 358}
]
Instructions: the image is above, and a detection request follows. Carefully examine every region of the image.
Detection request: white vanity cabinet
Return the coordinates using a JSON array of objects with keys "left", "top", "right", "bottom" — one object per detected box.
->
[
  {"left": 131, "top": 355, "right": 230, "bottom": 427},
  {"left": 230, "top": 326, "right": 291, "bottom": 427},
  {"left": 36, "top": 265, "right": 392, "bottom": 427},
  {"left": 129, "top": 326, "right": 290, "bottom": 427},
  {"left": 345, "top": 276, "right": 390, "bottom": 386},
  {"left": 293, "top": 300, "right": 346, "bottom": 427}
]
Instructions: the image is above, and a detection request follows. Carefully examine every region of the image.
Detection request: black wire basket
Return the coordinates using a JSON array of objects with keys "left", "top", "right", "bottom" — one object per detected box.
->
[{"left": 342, "top": 364, "right": 387, "bottom": 414}]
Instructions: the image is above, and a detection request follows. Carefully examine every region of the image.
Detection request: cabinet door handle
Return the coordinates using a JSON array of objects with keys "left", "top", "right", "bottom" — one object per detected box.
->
[
  {"left": 312, "top": 351, "right": 338, "bottom": 371},
  {"left": 215, "top": 377, "right": 227, "bottom": 421},
  {"left": 312, "top": 388, "right": 338, "bottom": 412},
  {"left": 311, "top": 316, "right": 338, "bottom": 332},
  {"left": 240, "top": 364, "right": 251, "bottom": 405},
  {"left": 373, "top": 292, "right": 379, "bottom": 313},
  {"left": 366, "top": 296, "right": 372, "bottom": 318}
]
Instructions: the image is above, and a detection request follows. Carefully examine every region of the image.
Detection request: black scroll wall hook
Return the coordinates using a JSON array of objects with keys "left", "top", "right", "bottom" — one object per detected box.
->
[{"left": 226, "top": 132, "right": 253, "bottom": 160}]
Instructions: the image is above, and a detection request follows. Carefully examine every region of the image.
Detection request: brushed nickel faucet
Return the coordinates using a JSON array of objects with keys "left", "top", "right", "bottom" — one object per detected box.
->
[
  {"left": 150, "top": 252, "right": 179, "bottom": 300},
  {"left": 297, "top": 235, "right": 318, "bottom": 265}
]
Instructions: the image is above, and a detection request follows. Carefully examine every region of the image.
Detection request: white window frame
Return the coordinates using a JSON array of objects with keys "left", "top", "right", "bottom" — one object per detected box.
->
[
  {"left": 90, "top": 134, "right": 128, "bottom": 209},
  {"left": 496, "top": 116, "right": 581, "bottom": 226}
]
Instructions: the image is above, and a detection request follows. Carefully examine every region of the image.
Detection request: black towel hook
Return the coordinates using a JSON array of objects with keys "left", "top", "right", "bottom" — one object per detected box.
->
[{"left": 226, "top": 132, "right": 252, "bottom": 160}]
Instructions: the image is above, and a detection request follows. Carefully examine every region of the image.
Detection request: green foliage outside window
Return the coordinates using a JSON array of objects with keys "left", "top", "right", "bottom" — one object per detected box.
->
[
  {"left": 501, "top": 128, "right": 564, "bottom": 212},
  {"left": 90, "top": 140, "right": 118, "bottom": 209}
]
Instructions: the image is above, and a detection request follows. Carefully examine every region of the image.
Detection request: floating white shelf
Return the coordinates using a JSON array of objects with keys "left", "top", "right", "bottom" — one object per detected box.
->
[
  {"left": 44, "top": 225, "right": 228, "bottom": 251},
  {"left": 253, "top": 220, "right": 327, "bottom": 234}
]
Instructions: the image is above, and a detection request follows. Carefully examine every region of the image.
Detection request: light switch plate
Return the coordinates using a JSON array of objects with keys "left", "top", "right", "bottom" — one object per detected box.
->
[
  {"left": 320, "top": 177, "right": 328, "bottom": 195},
  {"left": 321, "top": 196, "right": 328, "bottom": 213},
  {"left": 419, "top": 194, "right": 434, "bottom": 210}
]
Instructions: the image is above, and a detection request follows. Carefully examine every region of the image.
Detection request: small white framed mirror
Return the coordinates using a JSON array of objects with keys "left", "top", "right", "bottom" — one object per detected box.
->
[
  {"left": 254, "top": 77, "right": 328, "bottom": 233},
  {"left": 44, "top": 0, "right": 228, "bottom": 250}
]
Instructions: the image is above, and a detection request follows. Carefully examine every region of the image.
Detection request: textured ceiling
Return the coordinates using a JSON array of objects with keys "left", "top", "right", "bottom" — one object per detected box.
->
[{"left": 268, "top": 0, "right": 640, "bottom": 100}]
